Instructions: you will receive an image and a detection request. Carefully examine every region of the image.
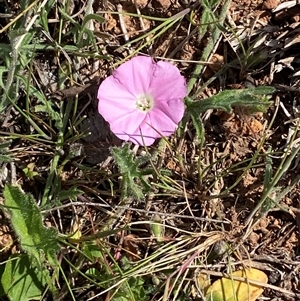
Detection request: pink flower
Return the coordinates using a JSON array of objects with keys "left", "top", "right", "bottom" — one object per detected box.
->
[{"left": 97, "top": 56, "right": 187, "bottom": 146}]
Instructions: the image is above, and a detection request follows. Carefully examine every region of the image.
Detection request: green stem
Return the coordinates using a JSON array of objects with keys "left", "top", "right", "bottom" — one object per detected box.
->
[{"left": 187, "top": 0, "right": 232, "bottom": 95}]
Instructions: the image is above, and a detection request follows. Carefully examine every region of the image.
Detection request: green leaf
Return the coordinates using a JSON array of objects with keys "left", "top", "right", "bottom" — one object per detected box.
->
[
  {"left": 112, "top": 144, "right": 151, "bottom": 200},
  {"left": 57, "top": 186, "right": 83, "bottom": 202},
  {"left": 186, "top": 87, "right": 274, "bottom": 143},
  {"left": 22, "top": 163, "right": 38, "bottom": 179},
  {"left": 82, "top": 14, "right": 106, "bottom": 28},
  {"left": 34, "top": 104, "right": 63, "bottom": 130},
  {"left": 40, "top": 8, "right": 50, "bottom": 32},
  {"left": 208, "top": 0, "right": 222, "bottom": 7},
  {"left": 1, "top": 254, "right": 47, "bottom": 301},
  {"left": 0, "top": 154, "right": 12, "bottom": 163},
  {"left": 85, "top": 267, "right": 102, "bottom": 280},
  {"left": 39, "top": 0, "right": 56, "bottom": 32},
  {"left": 83, "top": 242, "right": 105, "bottom": 262},
  {"left": 199, "top": 9, "right": 210, "bottom": 38},
  {"left": 0, "top": 66, "right": 8, "bottom": 89},
  {"left": 3, "top": 185, "right": 60, "bottom": 268},
  {"left": 189, "top": 108, "right": 205, "bottom": 143},
  {"left": 187, "top": 87, "right": 274, "bottom": 114},
  {"left": 113, "top": 258, "right": 149, "bottom": 301}
]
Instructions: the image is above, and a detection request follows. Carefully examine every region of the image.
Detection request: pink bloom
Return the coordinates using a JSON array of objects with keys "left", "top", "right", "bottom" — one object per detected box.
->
[{"left": 97, "top": 56, "right": 187, "bottom": 146}]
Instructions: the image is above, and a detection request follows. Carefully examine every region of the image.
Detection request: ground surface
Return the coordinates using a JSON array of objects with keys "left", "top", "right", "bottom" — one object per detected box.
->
[{"left": 0, "top": 0, "right": 300, "bottom": 300}]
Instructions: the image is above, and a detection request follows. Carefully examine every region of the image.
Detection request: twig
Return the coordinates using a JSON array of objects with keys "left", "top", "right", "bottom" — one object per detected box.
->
[
  {"left": 117, "top": 4, "right": 131, "bottom": 47},
  {"left": 133, "top": 0, "right": 152, "bottom": 55}
]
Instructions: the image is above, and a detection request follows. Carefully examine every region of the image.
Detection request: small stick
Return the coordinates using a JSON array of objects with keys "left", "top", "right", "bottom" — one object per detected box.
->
[
  {"left": 117, "top": 4, "right": 131, "bottom": 48},
  {"left": 133, "top": 0, "right": 153, "bottom": 55}
]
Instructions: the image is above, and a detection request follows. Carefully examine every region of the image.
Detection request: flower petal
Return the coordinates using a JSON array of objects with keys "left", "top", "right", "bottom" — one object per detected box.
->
[
  {"left": 112, "top": 56, "right": 155, "bottom": 95},
  {"left": 124, "top": 109, "right": 179, "bottom": 146},
  {"left": 109, "top": 111, "right": 147, "bottom": 142},
  {"left": 149, "top": 60, "right": 187, "bottom": 101},
  {"left": 145, "top": 110, "right": 178, "bottom": 137},
  {"left": 98, "top": 75, "right": 136, "bottom": 123},
  {"left": 97, "top": 56, "right": 187, "bottom": 146},
  {"left": 153, "top": 98, "right": 185, "bottom": 124},
  {"left": 127, "top": 128, "right": 157, "bottom": 146}
]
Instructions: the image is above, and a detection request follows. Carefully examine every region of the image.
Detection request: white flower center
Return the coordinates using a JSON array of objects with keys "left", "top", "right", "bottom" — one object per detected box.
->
[{"left": 135, "top": 94, "right": 154, "bottom": 112}]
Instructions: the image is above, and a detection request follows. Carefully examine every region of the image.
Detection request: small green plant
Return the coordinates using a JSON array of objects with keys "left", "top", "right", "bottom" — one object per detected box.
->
[
  {"left": 22, "top": 163, "right": 38, "bottom": 180},
  {"left": 245, "top": 137, "right": 300, "bottom": 226},
  {"left": 112, "top": 143, "right": 153, "bottom": 200},
  {"left": 1, "top": 185, "right": 60, "bottom": 300},
  {"left": 186, "top": 86, "right": 274, "bottom": 142}
]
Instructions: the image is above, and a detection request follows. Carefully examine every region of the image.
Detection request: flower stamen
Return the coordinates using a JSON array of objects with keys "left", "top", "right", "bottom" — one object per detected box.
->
[{"left": 135, "top": 94, "right": 154, "bottom": 112}]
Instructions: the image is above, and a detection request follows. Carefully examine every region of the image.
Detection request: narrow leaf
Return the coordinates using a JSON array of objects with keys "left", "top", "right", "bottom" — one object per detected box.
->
[
  {"left": 82, "top": 14, "right": 106, "bottom": 28},
  {"left": 188, "top": 87, "right": 274, "bottom": 114}
]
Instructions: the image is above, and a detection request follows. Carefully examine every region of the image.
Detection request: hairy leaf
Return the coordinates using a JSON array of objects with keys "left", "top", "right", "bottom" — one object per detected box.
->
[
  {"left": 1, "top": 254, "right": 47, "bottom": 301},
  {"left": 187, "top": 86, "right": 274, "bottom": 114},
  {"left": 112, "top": 144, "right": 151, "bottom": 200},
  {"left": 3, "top": 185, "right": 59, "bottom": 267}
]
